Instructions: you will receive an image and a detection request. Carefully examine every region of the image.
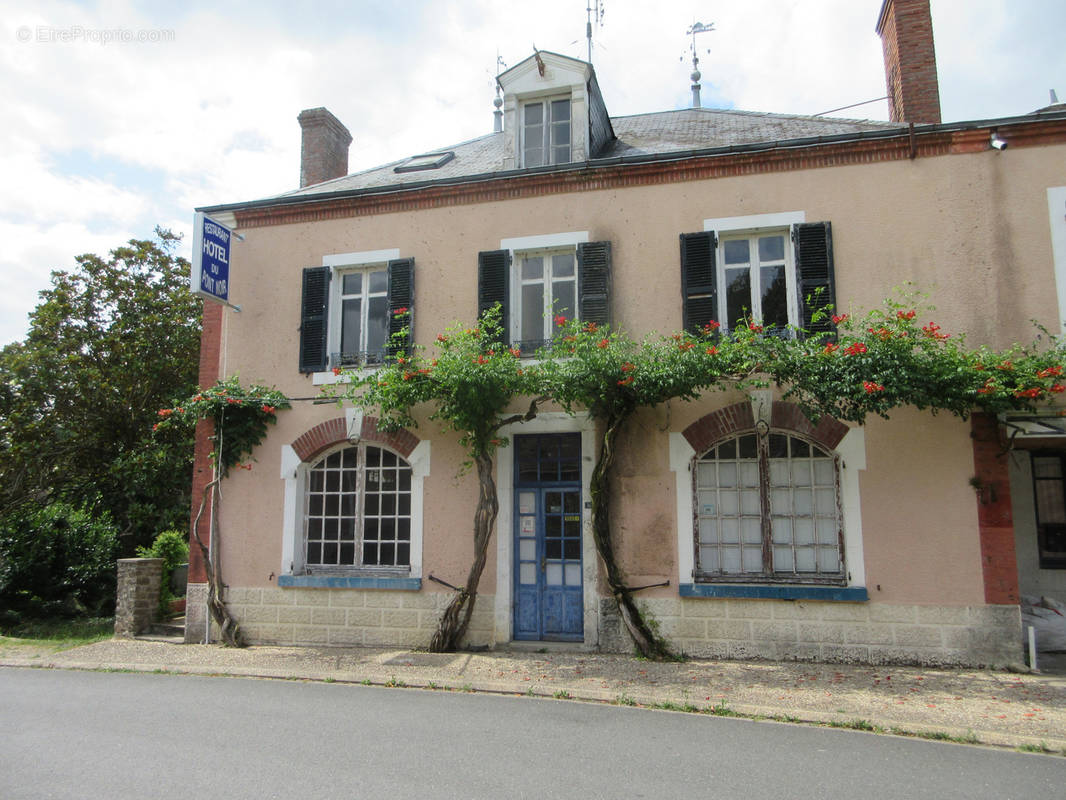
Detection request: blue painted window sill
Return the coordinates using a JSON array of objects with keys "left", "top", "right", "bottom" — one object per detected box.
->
[
  {"left": 278, "top": 575, "right": 422, "bottom": 591},
  {"left": 679, "top": 583, "right": 868, "bottom": 602}
]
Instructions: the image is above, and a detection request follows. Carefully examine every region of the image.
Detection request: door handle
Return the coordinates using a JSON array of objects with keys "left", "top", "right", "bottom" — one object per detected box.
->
[{"left": 540, "top": 556, "right": 546, "bottom": 574}]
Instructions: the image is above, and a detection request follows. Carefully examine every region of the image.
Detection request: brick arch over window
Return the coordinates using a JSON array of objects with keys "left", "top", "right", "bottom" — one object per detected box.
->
[
  {"left": 682, "top": 400, "right": 849, "bottom": 456},
  {"left": 290, "top": 416, "right": 420, "bottom": 463}
]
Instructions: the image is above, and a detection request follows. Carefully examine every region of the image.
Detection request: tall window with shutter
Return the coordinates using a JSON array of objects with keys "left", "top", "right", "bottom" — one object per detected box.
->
[{"left": 680, "top": 221, "right": 834, "bottom": 337}]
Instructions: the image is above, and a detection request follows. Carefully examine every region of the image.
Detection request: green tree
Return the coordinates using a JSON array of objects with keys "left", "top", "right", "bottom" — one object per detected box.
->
[{"left": 0, "top": 229, "right": 201, "bottom": 553}]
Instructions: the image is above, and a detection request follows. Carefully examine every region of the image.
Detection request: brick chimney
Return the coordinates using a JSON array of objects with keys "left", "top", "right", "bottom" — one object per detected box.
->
[
  {"left": 875, "top": 0, "right": 941, "bottom": 124},
  {"left": 297, "top": 107, "right": 352, "bottom": 188}
]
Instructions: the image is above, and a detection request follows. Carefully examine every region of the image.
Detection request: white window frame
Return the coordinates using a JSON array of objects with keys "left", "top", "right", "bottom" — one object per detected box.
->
[
  {"left": 314, "top": 248, "right": 400, "bottom": 385},
  {"left": 501, "top": 231, "right": 588, "bottom": 348},
  {"left": 520, "top": 94, "right": 572, "bottom": 168},
  {"left": 670, "top": 396, "right": 867, "bottom": 589},
  {"left": 704, "top": 212, "right": 804, "bottom": 333},
  {"left": 280, "top": 409, "right": 430, "bottom": 579}
]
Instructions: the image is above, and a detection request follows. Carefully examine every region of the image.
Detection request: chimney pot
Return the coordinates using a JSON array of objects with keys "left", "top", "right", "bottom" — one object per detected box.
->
[
  {"left": 876, "top": 0, "right": 941, "bottom": 124},
  {"left": 297, "top": 107, "right": 352, "bottom": 188}
]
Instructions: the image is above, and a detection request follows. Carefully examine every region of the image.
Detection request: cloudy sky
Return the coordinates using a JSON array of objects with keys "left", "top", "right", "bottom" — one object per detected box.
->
[{"left": 1, "top": 0, "right": 1064, "bottom": 345}]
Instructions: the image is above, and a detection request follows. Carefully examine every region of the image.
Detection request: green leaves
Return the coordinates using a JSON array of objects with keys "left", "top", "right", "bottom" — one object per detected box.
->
[
  {"left": 153, "top": 375, "right": 290, "bottom": 476},
  {"left": 0, "top": 228, "right": 201, "bottom": 551}
]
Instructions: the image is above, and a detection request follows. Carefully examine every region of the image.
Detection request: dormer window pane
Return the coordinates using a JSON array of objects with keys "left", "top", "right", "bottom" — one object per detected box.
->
[{"left": 522, "top": 96, "right": 571, "bottom": 168}]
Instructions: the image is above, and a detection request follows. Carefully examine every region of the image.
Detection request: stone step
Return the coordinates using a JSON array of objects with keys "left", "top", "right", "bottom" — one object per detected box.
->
[{"left": 147, "top": 615, "right": 185, "bottom": 637}]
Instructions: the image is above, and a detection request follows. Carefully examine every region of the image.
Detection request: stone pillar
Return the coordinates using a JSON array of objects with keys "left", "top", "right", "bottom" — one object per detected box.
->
[{"left": 114, "top": 558, "right": 163, "bottom": 637}]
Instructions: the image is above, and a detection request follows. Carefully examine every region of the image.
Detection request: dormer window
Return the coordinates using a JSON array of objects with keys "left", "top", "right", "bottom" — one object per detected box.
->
[{"left": 522, "top": 96, "right": 571, "bottom": 167}]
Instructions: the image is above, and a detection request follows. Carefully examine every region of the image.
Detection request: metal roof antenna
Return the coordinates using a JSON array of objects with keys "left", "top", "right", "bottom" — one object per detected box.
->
[
  {"left": 683, "top": 20, "right": 715, "bottom": 109},
  {"left": 586, "top": 0, "right": 605, "bottom": 64},
  {"left": 493, "top": 50, "right": 506, "bottom": 133}
]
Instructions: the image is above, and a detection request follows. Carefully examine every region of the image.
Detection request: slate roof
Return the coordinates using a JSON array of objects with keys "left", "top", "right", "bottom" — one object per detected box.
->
[{"left": 274, "top": 107, "right": 905, "bottom": 200}]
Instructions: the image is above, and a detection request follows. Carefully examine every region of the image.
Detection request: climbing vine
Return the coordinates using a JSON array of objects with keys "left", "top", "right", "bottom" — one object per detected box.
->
[{"left": 155, "top": 375, "right": 290, "bottom": 646}]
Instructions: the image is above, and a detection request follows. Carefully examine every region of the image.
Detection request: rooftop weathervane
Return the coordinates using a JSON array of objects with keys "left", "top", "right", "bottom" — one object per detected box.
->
[{"left": 683, "top": 20, "right": 715, "bottom": 109}]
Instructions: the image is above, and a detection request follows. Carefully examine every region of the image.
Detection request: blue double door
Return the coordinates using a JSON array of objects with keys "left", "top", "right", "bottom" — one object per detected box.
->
[{"left": 513, "top": 433, "right": 584, "bottom": 641}]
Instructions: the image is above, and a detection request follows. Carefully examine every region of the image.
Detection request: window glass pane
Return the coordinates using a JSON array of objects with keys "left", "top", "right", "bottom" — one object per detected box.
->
[
  {"left": 760, "top": 265, "right": 788, "bottom": 329},
  {"left": 1035, "top": 480, "right": 1066, "bottom": 524},
  {"left": 340, "top": 543, "right": 356, "bottom": 564},
  {"left": 769, "top": 461, "right": 790, "bottom": 487},
  {"left": 698, "top": 517, "right": 717, "bottom": 545},
  {"left": 741, "top": 490, "right": 760, "bottom": 515},
  {"left": 768, "top": 434, "right": 788, "bottom": 459},
  {"left": 550, "top": 98, "right": 570, "bottom": 123},
  {"left": 553, "top": 280, "right": 575, "bottom": 322},
  {"left": 718, "top": 463, "right": 737, "bottom": 488},
  {"left": 771, "top": 517, "right": 791, "bottom": 544},
  {"left": 366, "top": 296, "right": 388, "bottom": 356},
  {"left": 700, "top": 546, "right": 719, "bottom": 572},
  {"left": 718, "top": 439, "right": 736, "bottom": 459},
  {"left": 791, "top": 438, "right": 810, "bottom": 458},
  {"left": 741, "top": 518, "right": 761, "bottom": 544},
  {"left": 773, "top": 546, "right": 794, "bottom": 572},
  {"left": 522, "top": 256, "right": 543, "bottom": 280},
  {"left": 738, "top": 435, "right": 757, "bottom": 460},
  {"left": 723, "top": 239, "right": 750, "bottom": 265},
  {"left": 720, "top": 518, "right": 739, "bottom": 543},
  {"left": 368, "top": 270, "right": 388, "bottom": 294},
  {"left": 553, "top": 145, "right": 570, "bottom": 164},
  {"left": 721, "top": 548, "right": 741, "bottom": 573},
  {"left": 552, "top": 253, "right": 575, "bottom": 277},
  {"left": 697, "top": 462, "right": 716, "bottom": 487},
  {"left": 813, "top": 459, "right": 834, "bottom": 485},
  {"left": 524, "top": 102, "right": 543, "bottom": 125},
  {"left": 725, "top": 267, "right": 751, "bottom": 328},
  {"left": 818, "top": 547, "right": 839, "bottom": 572},
  {"left": 794, "top": 489, "right": 812, "bottom": 515},
  {"left": 525, "top": 146, "right": 544, "bottom": 168},
  {"left": 522, "top": 283, "right": 545, "bottom": 343},
  {"left": 341, "top": 299, "right": 362, "bottom": 354},
  {"left": 742, "top": 547, "right": 762, "bottom": 572},
  {"left": 718, "top": 491, "right": 737, "bottom": 516},
  {"left": 792, "top": 461, "right": 812, "bottom": 486},
  {"left": 770, "top": 488, "right": 790, "bottom": 513},
  {"left": 1034, "top": 457, "right": 1063, "bottom": 478},
  {"left": 815, "top": 488, "right": 835, "bottom": 514},
  {"left": 795, "top": 548, "right": 817, "bottom": 572},
  {"left": 816, "top": 519, "right": 838, "bottom": 545},
  {"left": 342, "top": 273, "right": 362, "bottom": 294},
  {"left": 740, "top": 462, "right": 759, "bottom": 487},
  {"left": 758, "top": 235, "right": 785, "bottom": 261}
]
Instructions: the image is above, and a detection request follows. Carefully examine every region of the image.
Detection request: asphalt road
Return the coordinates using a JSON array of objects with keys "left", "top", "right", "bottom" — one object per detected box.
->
[{"left": 2, "top": 668, "right": 1063, "bottom": 799}]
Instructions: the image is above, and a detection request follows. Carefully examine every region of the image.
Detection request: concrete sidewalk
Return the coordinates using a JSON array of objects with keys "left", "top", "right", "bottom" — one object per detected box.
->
[{"left": 3, "top": 637, "right": 1065, "bottom": 753}]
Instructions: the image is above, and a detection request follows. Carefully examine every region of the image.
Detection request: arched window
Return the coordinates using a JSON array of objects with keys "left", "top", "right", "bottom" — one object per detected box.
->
[
  {"left": 694, "top": 431, "right": 843, "bottom": 582},
  {"left": 303, "top": 445, "right": 412, "bottom": 569}
]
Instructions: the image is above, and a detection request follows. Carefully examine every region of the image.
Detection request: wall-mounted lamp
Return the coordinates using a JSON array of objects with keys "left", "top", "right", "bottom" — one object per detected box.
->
[{"left": 989, "top": 132, "right": 1008, "bottom": 151}]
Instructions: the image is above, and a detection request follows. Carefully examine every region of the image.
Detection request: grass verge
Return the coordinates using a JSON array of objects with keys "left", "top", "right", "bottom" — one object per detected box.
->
[{"left": 0, "top": 617, "right": 113, "bottom": 655}]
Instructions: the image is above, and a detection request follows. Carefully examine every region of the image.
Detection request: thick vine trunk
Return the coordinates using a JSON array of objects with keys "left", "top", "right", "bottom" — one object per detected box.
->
[
  {"left": 191, "top": 479, "right": 243, "bottom": 647},
  {"left": 591, "top": 411, "right": 676, "bottom": 660},
  {"left": 429, "top": 451, "right": 498, "bottom": 652}
]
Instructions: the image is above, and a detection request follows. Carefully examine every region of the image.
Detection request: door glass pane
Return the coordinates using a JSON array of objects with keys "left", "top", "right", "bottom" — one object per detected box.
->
[
  {"left": 546, "top": 563, "right": 563, "bottom": 585},
  {"left": 519, "top": 539, "right": 535, "bottom": 560},
  {"left": 565, "top": 563, "right": 581, "bottom": 586},
  {"left": 520, "top": 563, "right": 536, "bottom": 584},
  {"left": 564, "top": 539, "right": 580, "bottom": 559}
]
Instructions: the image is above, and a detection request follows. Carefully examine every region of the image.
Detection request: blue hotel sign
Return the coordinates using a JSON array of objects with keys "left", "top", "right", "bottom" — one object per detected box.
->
[{"left": 191, "top": 212, "right": 233, "bottom": 304}]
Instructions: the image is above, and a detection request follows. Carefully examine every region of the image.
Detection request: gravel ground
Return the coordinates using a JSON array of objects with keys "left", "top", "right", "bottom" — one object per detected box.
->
[{"left": 4, "top": 637, "right": 1065, "bottom": 753}]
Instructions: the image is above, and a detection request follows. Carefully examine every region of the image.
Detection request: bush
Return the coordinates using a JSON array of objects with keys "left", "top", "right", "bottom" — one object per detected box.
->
[
  {"left": 0, "top": 503, "right": 119, "bottom": 619},
  {"left": 136, "top": 529, "right": 189, "bottom": 614}
]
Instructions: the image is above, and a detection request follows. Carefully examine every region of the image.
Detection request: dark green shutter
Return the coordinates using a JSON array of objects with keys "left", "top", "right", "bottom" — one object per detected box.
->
[
  {"left": 299, "top": 266, "right": 330, "bottom": 372},
  {"left": 577, "top": 240, "right": 611, "bottom": 327},
  {"left": 680, "top": 231, "right": 717, "bottom": 333},
  {"left": 386, "top": 257, "right": 415, "bottom": 359},
  {"left": 478, "top": 249, "right": 511, "bottom": 343},
  {"left": 793, "top": 222, "right": 836, "bottom": 338}
]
